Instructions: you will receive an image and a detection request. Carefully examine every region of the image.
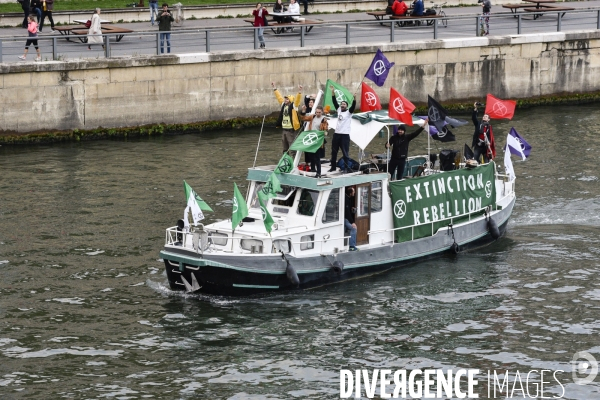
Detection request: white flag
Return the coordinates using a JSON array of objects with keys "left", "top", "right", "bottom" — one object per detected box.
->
[
  {"left": 186, "top": 191, "right": 204, "bottom": 225},
  {"left": 506, "top": 133, "right": 526, "bottom": 161},
  {"left": 504, "top": 145, "right": 515, "bottom": 181}
]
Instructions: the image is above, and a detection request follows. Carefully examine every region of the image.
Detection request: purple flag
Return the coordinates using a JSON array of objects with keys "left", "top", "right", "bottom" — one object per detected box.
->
[
  {"left": 364, "top": 49, "right": 395, "bottom": 87},
  {"left": 508, "top": 128, "right": 531, "bottom": 158}
]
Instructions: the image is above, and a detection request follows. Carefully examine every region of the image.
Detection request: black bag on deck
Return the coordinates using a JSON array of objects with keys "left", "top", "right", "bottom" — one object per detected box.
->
[{"left": 439, "top": 149, "right": 458, "bottom": 171}]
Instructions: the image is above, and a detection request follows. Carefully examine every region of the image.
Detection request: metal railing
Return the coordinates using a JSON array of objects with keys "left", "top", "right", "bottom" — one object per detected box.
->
[{"left": 1, "top": 8, "right": 600, "bottom": 63}]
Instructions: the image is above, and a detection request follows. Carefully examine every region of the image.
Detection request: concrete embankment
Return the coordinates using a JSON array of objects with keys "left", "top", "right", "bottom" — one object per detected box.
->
[{"left": 2, "top": 30, "right": 600, "bottom": 142}]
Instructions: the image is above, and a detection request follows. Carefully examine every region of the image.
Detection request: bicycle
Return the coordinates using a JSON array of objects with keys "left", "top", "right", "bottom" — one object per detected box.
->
[{"left": 430, "top": 1, "right": 448, "bottom": 27}]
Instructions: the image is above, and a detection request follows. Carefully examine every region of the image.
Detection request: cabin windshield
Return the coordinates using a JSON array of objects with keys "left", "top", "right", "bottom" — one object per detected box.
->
[
  {"left": 297, "top": 189, "right": 319, "bottom": 216},
  {"left": 249, "top": 182, "right": 265, "bottom": 209},
  {"left": 272, "top": 185, "right": 296, "bottom": 207}
]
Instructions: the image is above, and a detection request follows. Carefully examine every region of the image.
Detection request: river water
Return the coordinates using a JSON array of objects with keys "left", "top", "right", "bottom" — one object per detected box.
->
[{"left": 1, "top": 104, "right": 600, "bottom": 399}]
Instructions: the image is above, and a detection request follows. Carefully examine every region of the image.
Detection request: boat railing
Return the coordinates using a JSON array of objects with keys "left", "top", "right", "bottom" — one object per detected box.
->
[
  {"left": 288, "top": 235, "right": 351, "bottom": 255},
  {"left": 165, "top": 227, "right": 350, "bottom": 255}
]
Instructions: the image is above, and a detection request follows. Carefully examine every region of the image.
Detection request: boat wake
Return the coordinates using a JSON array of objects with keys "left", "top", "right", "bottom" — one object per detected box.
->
[{"left": 510, "top": 196, "right": 600, "bottom": 227}]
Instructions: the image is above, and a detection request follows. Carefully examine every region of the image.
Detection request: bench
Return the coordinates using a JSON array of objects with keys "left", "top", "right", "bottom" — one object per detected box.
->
[
  {"left": 523, "top": 6, "right": 574, "bottom": 19},
  {"left": 243, "top": 18, "right": 323, "bottom": 34},
  {"left": 70, "top": 25, "right": 134, "bottom": 43},
  {"left": 367, "top": 11, "right": 389, "bottom": 21},
  {"left": 502, "top": 4, "right": 531, "bottom": 16},
  {"left": 390, "top": 14, "right": 441, "bottom": 27}
]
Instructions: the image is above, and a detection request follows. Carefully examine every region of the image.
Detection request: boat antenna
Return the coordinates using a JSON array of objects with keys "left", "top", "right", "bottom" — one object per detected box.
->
[
  {"left": 427, "top": 120, "right": 431, "bottom": 174},
  {"left": 252, "top": 115, "right": 266, "bottom": 169}
]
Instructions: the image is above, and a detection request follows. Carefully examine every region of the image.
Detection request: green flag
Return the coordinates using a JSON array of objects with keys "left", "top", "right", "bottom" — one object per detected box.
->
[
  {"left": 290, "top": 130, "right": 325, "bottom": 154},
  {"left": 257, "top": 194, "right": 274, "bottom": 233},
  {"left": 259, "top": 173, "right": 282, "bottom": 200},
  {"left": 232, "top": 183, "right": 248, "bottom": 231},
  {"left": 275, "top": 153, "right": 294, "bottom": 174},
  {"left": 323, "top": 79, "right": 354, "bottom": 112},
  {"left": 183, "top": 180, "right": 213, "bottom": 212}
]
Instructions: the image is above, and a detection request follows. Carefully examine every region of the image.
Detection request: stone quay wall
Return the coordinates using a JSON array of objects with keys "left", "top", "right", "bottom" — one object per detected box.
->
[{"left": 1, "top": 30, "right": 600, "bottom": 133}]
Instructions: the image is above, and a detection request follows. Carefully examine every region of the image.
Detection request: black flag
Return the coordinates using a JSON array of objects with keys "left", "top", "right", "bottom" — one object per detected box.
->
[
  {"left": 427, "top": 95, "right": 448, "bottom": 132},
  {"left": 464, "top": 143, "right": 474, "bottom": 160},
  {"left": 431, "top": 126, "right": 456, "bottom": 142}
]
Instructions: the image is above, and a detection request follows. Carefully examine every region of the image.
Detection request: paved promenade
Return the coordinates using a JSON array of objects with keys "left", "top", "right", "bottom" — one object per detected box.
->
[{"left": 1, "top": 0, "right": 600, "bottom": 61}]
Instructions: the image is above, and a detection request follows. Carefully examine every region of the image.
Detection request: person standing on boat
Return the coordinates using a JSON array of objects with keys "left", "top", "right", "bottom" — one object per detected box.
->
[
  {"left": 301, "top": 106, "right": 328, "bottom": 178},
  {"left": 385, "top": 122, "right": 426, "bottom": 180},
  {"left": 471, "top": 102, "right": 496, "bottom": 163},
  {"left": 329, "top": 86, "right": 356, "bottom": 173},
  {"left": 272, "top": 82, "right": 303, "bottom": 156},
  {"left": 345, "top": 187, "right": 358, "bottom": 251}
]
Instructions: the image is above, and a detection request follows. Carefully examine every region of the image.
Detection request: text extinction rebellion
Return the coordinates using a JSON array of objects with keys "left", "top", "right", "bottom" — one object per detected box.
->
[{"left": 340, "top": 368, "right": 565, "bottom": 399}]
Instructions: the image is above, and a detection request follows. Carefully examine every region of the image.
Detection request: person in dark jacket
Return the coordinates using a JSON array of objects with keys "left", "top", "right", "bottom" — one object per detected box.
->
[
  {"left": 411, "top": 0, "right": 424, "bottom": 16},
  {"left": 386, "top": 0, "right": 395, "bottom": 14},
  {"left": 481, "top": 0, "right": 491, "bottom": 35},
  {"left": 30, "top": 0, "right": 42, "bottom": 23},
  {"left": 19, "top": 0, "right": 30, "bottom": 29},
  {"left": 471, "top": 103, "right": 495, "bottom": 163},
  {"left": 385, "top": 122, "right": 426, "bottom": 180},
  {"left": 344, "top": 187, "right": 357, "bottom": 251},
  {"left": 39, "top": 0, "right": 55, "bottom": 33},
  {"left": 157, "top": 3, "right": 174, "bottom": 53}
]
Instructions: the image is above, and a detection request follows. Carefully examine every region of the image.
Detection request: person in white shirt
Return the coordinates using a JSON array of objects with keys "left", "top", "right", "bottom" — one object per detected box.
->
[
  {"left": 329, "top": 86, "right": 357, "bottom": 173},
  {"left": 288, "top": 0, "right": 301, "bottom": 21}
]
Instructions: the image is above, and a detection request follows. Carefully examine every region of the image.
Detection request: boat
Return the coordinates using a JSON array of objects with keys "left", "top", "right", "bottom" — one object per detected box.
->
[{"left": 159, "top": 108, "right": 516, "bottom": 296}]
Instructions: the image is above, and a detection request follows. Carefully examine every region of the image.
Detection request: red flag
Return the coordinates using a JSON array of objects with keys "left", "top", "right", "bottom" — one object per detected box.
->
[
  {"left": 360, "top": 82, "right": 382, "bottom": 112},
  {"left": 485, "top": 94, "right": 516, "bottom": 120},
  {"left": 388, "top": 88, "right": 415, "bottom": 126}
]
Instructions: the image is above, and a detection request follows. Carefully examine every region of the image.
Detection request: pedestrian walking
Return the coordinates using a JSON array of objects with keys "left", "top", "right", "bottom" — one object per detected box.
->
[
  {"left": 87, "top": 9, "right": 104, "bottom": 50},
  {"left": 18, "top": 0, "right": 30, "bottom": 28},
  {"left": 252, "top": 3, "right": 269, "bottom": 49},
  {"left": 18, "top": 15, "right": 41, "bottom": 61},
  {"left": 39, "top": 0, "right": 56, "bottom": 33},
  {"left": 157, "top": 3, "right": 174, "bottom": 54},
  {"left": 149, "top": 0, "right": 158, "bottom": 26},
  {"left": 480, "top": 0, "right": 491, "bottom": 35}
]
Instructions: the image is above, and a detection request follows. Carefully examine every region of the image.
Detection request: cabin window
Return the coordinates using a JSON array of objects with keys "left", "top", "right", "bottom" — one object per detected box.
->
[
  {"left": 357, "top": 186, "right": 370, "bottom": 217},
  {"left": 371, "top": 181, "right": 382, "bottom": 213},
  {"left": 322, "top": 188, "right": 340, "bottom": 223},
  {"left": 272, "top": 185, "right": 297, "bottom": 208},
  {"left": 240, "top": 239, "right": 263, "bottom": 252},
  {"left": 273, "top": 239, "right": 291, "bottom": 254},
  {"left": 249, "top": 183, "right": 265, "bottom": 209},
  {"left": 297, "top": 189, "right": 319, "bottom": 216},
  {"left": 300, "top": 235, "right": 315, "bottom": 250},
  {"left": 210, "top": 232, "right": 228, "bottom": 246}
]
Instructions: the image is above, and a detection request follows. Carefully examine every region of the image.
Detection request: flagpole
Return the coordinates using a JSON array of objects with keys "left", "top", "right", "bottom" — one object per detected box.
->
[
  {"left": 353, "top": 77, "right": 366, "bottom": 99},
  {"left": 252, "top": 115, "right": 266, "bottom": 169}
]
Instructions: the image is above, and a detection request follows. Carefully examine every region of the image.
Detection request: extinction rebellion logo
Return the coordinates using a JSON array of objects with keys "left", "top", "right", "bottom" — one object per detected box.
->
[
  {"left": 373, "top": 60, "right": 387, "bottom": 76},
  {"left": 302, "top": 132, "right": 319, "bottom": 146},
  {"left": 365, "top": 92, "right": 378, "bottom": 107},
  {"left": 392, "top": 98, "right": 405, "bottom": 115},
  {"left": 393, "top": 200, "right": 406, "bottom": 219}
]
